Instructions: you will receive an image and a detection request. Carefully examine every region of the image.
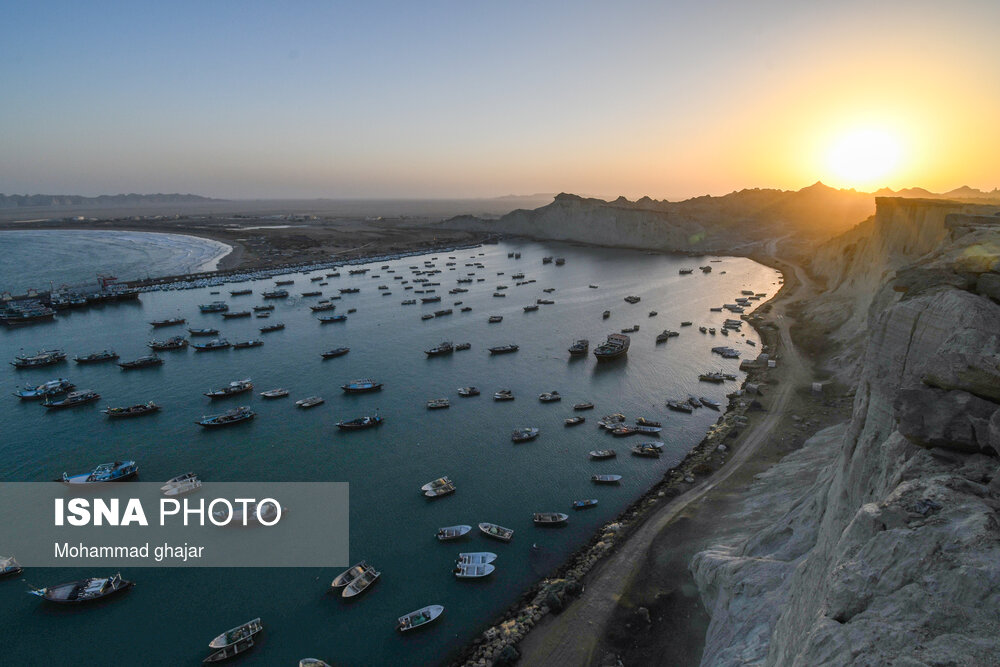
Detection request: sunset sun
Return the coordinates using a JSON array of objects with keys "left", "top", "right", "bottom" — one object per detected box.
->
[{"left": 826, "top": 127, "right": 903, "bottom": 189}]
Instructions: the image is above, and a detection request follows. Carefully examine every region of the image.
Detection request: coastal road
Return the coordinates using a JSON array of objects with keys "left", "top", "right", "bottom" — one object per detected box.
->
[{"left": 517, "top": 248, "right": 815, "bottom": 667}]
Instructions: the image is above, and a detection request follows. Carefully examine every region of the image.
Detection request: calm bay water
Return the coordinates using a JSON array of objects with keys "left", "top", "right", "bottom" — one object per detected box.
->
[
  {"left": 0, "top": 237, "right": 779, "bottom": 665},
  {"left": 0, "top": 230, "right": 231, "bottom": 295}
]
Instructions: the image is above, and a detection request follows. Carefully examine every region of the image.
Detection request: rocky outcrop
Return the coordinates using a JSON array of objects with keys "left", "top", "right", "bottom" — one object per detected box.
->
[{"left": 692, "top": 200, "right": 1000, "bottom": 666}]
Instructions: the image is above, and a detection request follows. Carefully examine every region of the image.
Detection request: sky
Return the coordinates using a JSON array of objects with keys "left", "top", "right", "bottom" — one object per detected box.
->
[{"left": 2, "top": 1, "right": 998, "bottom": 200}]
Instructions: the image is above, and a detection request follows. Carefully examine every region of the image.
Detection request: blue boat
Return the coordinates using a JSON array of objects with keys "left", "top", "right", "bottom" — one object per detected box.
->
[
  {"left": 13, "top": 378, "right": 75, "bottom": 400},
  {"left": 192, "top": 339, "right": 232, "bottom": 352},
  {"left": 199, "top": 301, "right": 229, "bottom": 313},
  {"left": 197, "top": 406, "right": 256, "bottom": 428},
  {"left": 59, "top": 460, "right": 138, "bottom": 484},
  {"left": 341, "top": 378, "right": 383, "bottom": 394}
]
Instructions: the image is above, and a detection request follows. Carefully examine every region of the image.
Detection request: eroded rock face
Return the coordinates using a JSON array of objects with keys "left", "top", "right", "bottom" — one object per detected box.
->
[{"left": 692, "top": 200, "right": 1000, "bottom": 666}]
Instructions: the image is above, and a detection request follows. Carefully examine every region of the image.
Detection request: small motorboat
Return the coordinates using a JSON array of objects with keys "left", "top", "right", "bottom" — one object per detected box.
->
[
  {"left": 397, "top": 604, "right": 444, "bottom": 632},
  {"left": 454, "top": 563, "right": 494, "bottom": 578},
  {"left": 636, "top": 417, "right": 662, "bottom": 427},
  {"left": 422, "top": 477, "right": 456, "bottom": 498},
  {"left": 457, "top": 386, "right": 480, "bottom": 397},
  {"left": 667, "top": 400, "right": 694, "bottom": 413},
  {"left": 488, "top": 344, "right": 519, "bottom": 354},
  {"left": 538, "top": 391, "right": 561, "bottom": 402},
  {"left": 0, "top": 556, "right": 22, "bottom": 577},
  {"left": 233, "top": 339, "right": 263, "bottom": 349},
  {"left": 631, "top": 444, "right": 662, "bottom": 458},
  {"left": 204, "top": 638, "right": 255, "bottom": 663},
  {"left": 204, "top": 379, "right": 253, "bottom": 399},
  {"left": 436, "top": 525, "right": 471, "bottom": 541},
  {"left": 574, "top": 402, "right": 595, "bottom": 410},
  {"left": 150, "top": 317, "right": 185, "bottom": 327},
  {"left": 163, "top": 477, "right": 202, "bottom": 497},
  {"left": 597, "top": 413, "right": 626, "bottom": 429},
  {"left": 564, "top": 416, "right": 586, "bottom": 426},
  {"left": 426, "top": 398, "right": 450, "bottom": 410},
  {"left": 700, "top": 397, "right": 722, "bottom": 410},
  {"left": 43, "top": 390, "right": 100, "bottom": 409},
  {"left": 74, "top": 350, "right": 118, "bottom": 364},
  {"left": 341, "top": 378, "right": 382, "bottom": 393},
  {"left": 162, "top": 472, "right": 199, "bottom": 493},
  {"left": 478, "top": 522, "right": 514, "bottom": 542},
  {"left": 488, "top": 315, "right": 503, "bottom": 323},
  {"left": 589, "top": 449, "right": 616, "bottom": 459},
  {"left": 197, "top": 406, "right": 256, "bottom": 428},
  {"left": 259, "top": 322, "right": 285, "bottom": 333},
  {"left": 634, "top": 424, "right": 662, "bottom": 434},
  {"left": 331, "top": 561, "right": 369, "bottom": 589},
  {"left": 592, "top": 474, "right": 623, "bottom": 484},
  {"left": 29, "top": 573, "right": 133, "bottom": 603},
  {"left": 688, "top": 395, "right": 703, "bottom": 408},
  {"left": 318, "top": 314, "right": 347, "bottom": 323},
  {"left": 222, "top": 310, "right": 251, "bottom": 320},
  {"left": 260, "top": 388, "right": 289, "bottom": 399},
  {"left": 118, "top": 354, "right": 164, "bottom": 369},
  {"left": 103, "top": 401, "right": 160, "bottom": 418},
  {"left": 602, "top": 310, "right": 610, "bottom": 319},
  {"left": 568, "top": 339, "right": 589, "bottom": 356},
  {"left": 296, "top": 396, "right": 324, "bottom": 408},
  {"left": 572, "top": 499, "right": 598, "bottom": 510},
  {"left": 188, "top": 328, "right": 219, "bottom": 336},
  {"left": 425, "top": 341, "right": 454, "bottom": 356},
  {"left": 192, "top": 339, "right": 232, "bottom": 352},
  {"left": 533, "top": 512, "right": 568, "bottom": 526},
  {"left": 59, "top": 461, "right": 138, "bottom": 484},
  {"left": 511, "top": 427, "right": 539, "bottom": 443},
  {"left": 252, "top": 305, "right": 275, "bottom": 312},
  {"left": 612, "top": 426, "right": 639, "bottom": 437},
  {"left": 208, "top": 618, "right": 263, "bottom": 649},
  {"left": 493, "top": 389, "right": 514, "bottom": 401},
  {"left": 458, "top": 552, "right": 497, "bottom": 565},
  {"left": 342, "top": 566, "right": 380, "bottom": 598},
  {"left": 322, "top": 347, "right": 350, "bottom": 359},
  {"left": 454, "top": 342, "right": 471, "bottom": 350},
  {"left": 336, "top": 415, "right": 384, "bottom": 430}
]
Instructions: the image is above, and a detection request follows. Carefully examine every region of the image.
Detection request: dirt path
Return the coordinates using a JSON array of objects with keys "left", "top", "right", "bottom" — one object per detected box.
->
[{"left": 518, "top": 247, "right": 815, "bottom": 666}]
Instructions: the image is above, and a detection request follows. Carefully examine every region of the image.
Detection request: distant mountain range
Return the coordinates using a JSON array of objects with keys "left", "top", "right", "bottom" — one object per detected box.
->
[
  {"left": 0, "top": 193, "right": 215, "bottom": 208},
  {"left": 872, "top": 185, "right": 1000, "bottom": 199}
]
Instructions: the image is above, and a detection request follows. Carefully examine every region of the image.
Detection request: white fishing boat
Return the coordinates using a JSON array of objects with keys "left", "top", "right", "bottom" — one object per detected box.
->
[
  {"left": 454, "top": 562, "right": 495, "bottom": 578},
  {"left": 436, "top": 525, "right": 471, "bottom": 541},
  {"left": 592, "top": 474, "right": 623, "bottom": 484},
  {"left": 296, "top": 396, "right": 324, "bottom": 408},
  {"left": 533, "top": 512, "right": 569, "bottom": 526},
  {"left": 161, "top": 472, "right": 197, "bottom": 491},
  {"left": 208, "top": 617, "right": 263, "bottom": 649},
  {"left": 330, "top": 561, "right": 369, "bottom": 589},
  {"left": 478, "top": 522, "right": 514, "bottom": 542},
  {"left": 163, "top": 478, "right": 202, "bottom": 496},
  {"left": 342, "top": 566, "right": 380, "bottom": 598},
  {"left": 397, "top": 604, "right": 444, "bottom": 632},
  {"left": 422, "top": 476, "right": 456, "bottom": 497},
  {"left": 457, "top": 552, "right": 497, "bottom": 565},
  {"left": 0, "top": 556, "right": 22, "bottom": 577}
]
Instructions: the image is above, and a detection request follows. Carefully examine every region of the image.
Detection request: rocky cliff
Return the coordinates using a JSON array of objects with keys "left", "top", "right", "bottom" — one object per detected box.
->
[{"left": 692, "top": 200, "right": 1000, "bottom": 665}]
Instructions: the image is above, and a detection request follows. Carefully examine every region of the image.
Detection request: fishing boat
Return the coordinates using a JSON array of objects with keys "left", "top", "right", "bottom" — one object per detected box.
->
[
  {"left": 574, "top": 402, "right": 595, "bottom": 410},
  {"left": 205, "top": 379, "right": 253, "bottom": 399},
  {"left": 259, "top": 323, "right": 285, "bottom": 333},
  {"left": 400, "top": 299, "right": 416, "bottom": 305},
  {"left": 199, "top": 301, "right": 229, "bottom": 313},
  {"left": 688, "top": 395, "right": 703, "bottom": 408},
  {"left": 458, "top": 552, "right": 497, "bottom": 565},
  {"left": 296, "top": 396, "right": 324, "bottom": 408},
  {"left": 593, "top": 333, "right": 630, "bottom": 361},
  {"left": 230, "top": 289, "right": 252, "bottom": 296},
  {"left": 679, "top": 268, "right": 694, "bottom": 274},
  {"left": 460, "top": 306, "right": 472, "bottom": 312},
  {"left": 163, "top": 477, "right": 202, "bottom": 496},
  {"left": 301, "top": 291, "right": 322, "bottom": 297},
  {"left": 421, "top": 295, "right": 441, "bottom": 303},
  {"left": 197, "top": 406, "right": 256, "bottom": 428},
  {"left": 208, "top": 618, "right": 263, "bottom": 649},
  {"left": 260, "top": 388, "right": 289, "bottom": 399},
  {"left": 398, "top": 605, "right": 444, "bottom": 632},
  {"left": 436, "top": 525, "right": 471, "bottom": 541},
  {"left": 612, "top": 425, "right": 639, "bottom": 437},
  {"left": 632, "top": 444, "right": 662, "bottom": 457},
  {"left": 188, "top": 327, "right": 219, "bottom": 336},
  {"left": 118, "top": 354, "right": 164, "bottom": 370},
  {"left": 487, "top": 315, "right": 503, "bottom": 323},
  {"left": 421, "top": 477, "right": 455, "bottom": 498},
  {"left": 234, "top": 339, "right": 263, "bottom": 349},
  {"left": 564, "top": 416, "right": 585, "bottom": 426},
  {"left": 336, "top": 414, "right": 383, "bottom": 430},
  {"left": 533, "top": 512, "right": 568, "bottom": 526},
  {"left": 426, "top": 398, "right": 450, "bottom": 409},
  {"left": 1, "top": 301, "right": 55, "bottom": 325},
  {"left": 538, "top": 391, "right": 561, "bottom": 402},
  {"left": 425, "top": 341, "right": 454, "bottom": 356},
  {"left": 148, "top": 335, "right": 188, "bottom": 351},
  {"left": 331, "top": 562, "right": 369, "bottom": 589},
  {"left": 150, "top": 317, "right": 185, "bottom": 327},
  {"left": 568, "top": 339, "right": 589, "bottom": 356},
  {"left": 339, "top": 288, "right": 360, "bottom": 294},
  {"left": 11, "top": 349, "right": 66, "bottom": 368},
  {"left": 478, "top": 522, "right": 514, "bottom": 542},
  {"left": 161, "top": 472, "right": 197, "bottom": 491},
  {"left": 0, "top": 556, "right": 22, "bottom": 577},
  {"left": 276, "top": 279, "right": 295, "bottom": 285},
  {"left": 488, "top": 344, "right": 519, "bottom": 355},
  {"left": 421, "top": 314, "right": 434, "bottom": 321},
  {"left": 698, "top": 372, "right": 726, "bottom": 383},
  {"left": 680, "top": 321, "right": 693, "bottom": 326},
  {"left": 252, "top": 304, "right": 275, "bottom": 312},
  {"left": 103, "top": 401, "right": 160, "bottom": 418},
  {"left": 299, "top": 660, "right": 330, "bottom": 667},
  {"left": 318, "top": 314, "right": 347, "bottom": 323},
  {"left": 342, "top": 566, "right": 380, "bottom": 598},
  {"left": 602, "top": 310, "right": 610, "bottom": 319},
  {"left": 262, "top": 289, "right": 289, "bottom": 299},
  {"left": 635, "top": 424, "right": 662, "bottom": 434},
  {"left": 512, "top": 427, "right": 539, "bottom": 443},
  {"left": 14, "top": 378, "right": 75, "bottom": 400},
  {"left": 457, "top": 386, "right": 480, "bottom": 397},
  {"left": 589, "top": 449, "right": 617, "bottom": 459},
  {"left": 341, "top": 378, "right": 382, "bottom": 393},
  {"left": 74, "top": 350, "right": 118, "bottom": 364},
  {"left": 620, "top": 325, "right": 639, "bottom": 334},
  {"left": 493, "top": 389, "right": 514, "bottom": 401},
  {"left": 700, "top": 397, "right": 722, "bottom": 410},
  {"left": 192, "top": 339, "right": 232, "bottom": 352},
  {"left": 43, "top": 389, "right": 100, "bottom": 409},
  {"left": 572, "top": 499, "right": 599, "bottom": 510},
  {"left": 597, "top": 413, "right": 626, "bottom": 429},
  {"left": 667, "top": 400, "right": 694, "bottom": 413},
  {"left": 322, "top": 347, "right": 350, "bottom": 359},
  {"left": 454, "top": 563, "right": 494, "bottom": 578},
  {"left": 592, "top": 474, "right": 623, "bottom": 484},
  {"left": 222, "top": 310, "right": 251, "bottom": 319},
  {"left": 29, "top": 573, "right": 133, "bottom": 604},
  {"left": 523, "top": 304, "right": 539, "bottom": 312},
  {"left": 311, "top": 302, "right": 337, "bottom": 312},
  {"left": 204, "top": 638, "right": 255, "bottom": 663},
  {"left": 60, "top": 461, "right": 138, "bottom": 484}
]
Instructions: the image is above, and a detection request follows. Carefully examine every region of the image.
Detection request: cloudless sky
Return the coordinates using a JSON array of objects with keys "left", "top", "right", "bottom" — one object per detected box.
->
[{"left": 2, "top": 1, "right": 998, "bottom": 199}]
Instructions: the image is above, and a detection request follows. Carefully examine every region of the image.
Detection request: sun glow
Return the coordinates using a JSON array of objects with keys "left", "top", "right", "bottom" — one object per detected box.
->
[{"left": 825, "top": 127, "right": 903, "bottom": 189}]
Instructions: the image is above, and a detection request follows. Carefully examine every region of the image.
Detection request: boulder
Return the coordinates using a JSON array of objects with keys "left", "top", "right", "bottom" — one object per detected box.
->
[
  {"left": 894, "top": 386, "right": 997, "bottom": 455},
  {"left": 977, "top": 272, "right": 1000, "bottom": 303}
]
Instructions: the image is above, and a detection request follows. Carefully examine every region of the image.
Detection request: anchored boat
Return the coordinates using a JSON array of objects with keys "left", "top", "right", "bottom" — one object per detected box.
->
[
  {"left": 29, "top": 573, "right": 133, "bottom": 604},
  {"left": 397, "top": 605, "right": 444, "bottom": 632},
  {"left": 593, "top": 333, "right": 630, "bottom": 361},
  {"left": 60, "top": 460, "right": 138, "bottom": 484}
]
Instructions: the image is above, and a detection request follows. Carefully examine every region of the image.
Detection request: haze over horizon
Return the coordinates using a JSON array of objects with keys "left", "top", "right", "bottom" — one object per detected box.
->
[{"left": 3, "top": 1, "right": 998, "bottom": 200}]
